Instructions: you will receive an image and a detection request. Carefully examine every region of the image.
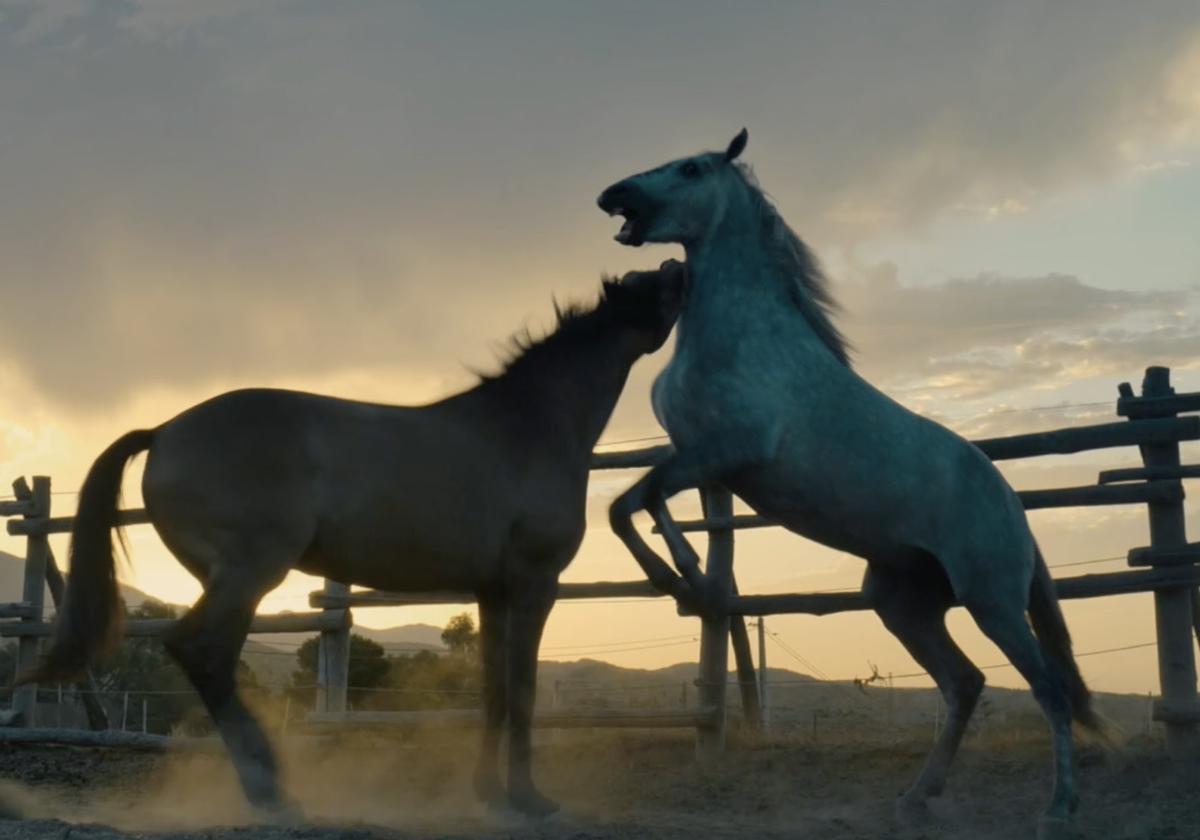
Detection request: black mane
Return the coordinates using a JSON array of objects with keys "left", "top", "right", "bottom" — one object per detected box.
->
[{"left": 479, "top": 280, "right": 634, "bottom": 383}]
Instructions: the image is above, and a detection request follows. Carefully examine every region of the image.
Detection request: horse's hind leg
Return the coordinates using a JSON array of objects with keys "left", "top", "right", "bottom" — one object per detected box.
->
[
  {"left": 865, "top": 565, "right": 984, "bottom": 816},
  {"left": 965, "top": 593, "right": 1078, "bottom": 836},
  {"left": 163, "top": 562, "right": 294, "bottom": 820}
]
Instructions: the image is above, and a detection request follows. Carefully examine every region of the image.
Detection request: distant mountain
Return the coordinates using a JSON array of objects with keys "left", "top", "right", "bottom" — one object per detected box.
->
[
  {"left": 535, "top": 658, "right": 816, "bottom": 688},
  {"left": 352, "top": 622, "right": 446, "bottom": 652},
  {"left": 0, "top": 549, "right": 155, "bottom": 609}
]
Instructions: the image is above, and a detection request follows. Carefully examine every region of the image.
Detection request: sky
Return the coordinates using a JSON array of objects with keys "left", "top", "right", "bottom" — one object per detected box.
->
[{"left": 1, "top": 0, "right": 1200, "bottom": 696}]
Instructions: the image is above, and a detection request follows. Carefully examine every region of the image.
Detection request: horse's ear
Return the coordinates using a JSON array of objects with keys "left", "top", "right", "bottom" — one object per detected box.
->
[{"left": 724, "top": 128, "right": 748, "bottom": 162}]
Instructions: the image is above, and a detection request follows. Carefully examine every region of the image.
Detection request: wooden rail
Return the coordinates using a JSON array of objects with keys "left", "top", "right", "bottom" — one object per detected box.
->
[
  {"left": 657, "top": 481, "right": 1187, "bottom": 536},
  {"left": 972, "top": 416, "right": 1200, "bottom": 460},
  {"left": 0, "top": 728, "right": 220, "bottom": 752},
  {"left": 7, "top": 507, "right": 151, "bottom": 538},
  {"left": 1099, "top": 465, "right": 1200, "bottom": 485},
  {"left": 310, "top": 580, "right": 662, "bottom": 610},
  {"left": 0, "top": 602, "right": 37, "bottom": 620},
  {"left": 585, "top": 416, "right": 1200, "bottom": 473},
  {"left": 0, "top": 609, "right": 349, "bottom": 639},
  {"left": 590, "top": 444, "right": 672, "bottom": 470},
  {"left": 720, "top": 567, "right": 1200, "bottom": 617}
]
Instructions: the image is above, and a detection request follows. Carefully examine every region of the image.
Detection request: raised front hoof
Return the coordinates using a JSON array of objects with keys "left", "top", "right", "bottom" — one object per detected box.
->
[
  {"left": 507, "top": 787, "right": 560, "bottom": 819},
  {"left": 1037, "top": 813, "right": 1081, "bottom": 840},
  {"left": 893, "top": 791, "right": 932, "bottom": 827}
]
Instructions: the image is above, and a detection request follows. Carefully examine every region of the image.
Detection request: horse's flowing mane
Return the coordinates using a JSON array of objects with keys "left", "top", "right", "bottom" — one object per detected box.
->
[
  {"left": 480, "top": 283, "right": 631, "bottom": 384},
  {"left": 733, "top": 163, "right": 852, "bottom": 367}
]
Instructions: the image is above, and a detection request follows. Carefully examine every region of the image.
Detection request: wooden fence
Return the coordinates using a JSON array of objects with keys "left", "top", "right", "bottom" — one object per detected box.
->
[{"left": 2, "top": 366, "right": 1200, "bottom": 759}]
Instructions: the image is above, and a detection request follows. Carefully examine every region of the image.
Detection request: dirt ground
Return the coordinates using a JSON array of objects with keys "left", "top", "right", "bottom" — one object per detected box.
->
[{"left": 0, "top": 729, "right": 1195, "bottom": 840}]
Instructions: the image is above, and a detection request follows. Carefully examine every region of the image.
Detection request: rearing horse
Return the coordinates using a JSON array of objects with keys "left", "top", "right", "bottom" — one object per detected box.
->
[{"left": 599, "top": 131, "right": 1102, "bottom": 838}]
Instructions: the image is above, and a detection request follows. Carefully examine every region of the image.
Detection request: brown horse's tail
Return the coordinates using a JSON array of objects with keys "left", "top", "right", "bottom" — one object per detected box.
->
[
  {"left": 16, "top": 429, "right": 155, "bottom": 686},
  {"left": 1027, "top": 542, "right": 1108, "bottom": 735}
]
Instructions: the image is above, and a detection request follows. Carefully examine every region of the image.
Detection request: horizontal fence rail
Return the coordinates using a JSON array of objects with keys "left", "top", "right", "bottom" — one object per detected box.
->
[
  {"left": 3, "top": 366, "right": 1200, "bottom": 758},
  {"left": 310, "top": 580, "right": 661, "bottom": 610},
  {"left": 721, "top": 567, "right": 1200, "bottom": 617},
  {"left": 0, "top": 608, "right": 349, "bottom": 639}
]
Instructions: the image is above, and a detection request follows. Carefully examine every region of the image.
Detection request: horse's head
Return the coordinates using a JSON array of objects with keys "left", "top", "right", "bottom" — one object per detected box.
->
[
  {"left": 603, "top": 259, "right": 687, "bottom": 352},
  {"left": 597, "top": 129, "right": 749, "bottom": 248}
]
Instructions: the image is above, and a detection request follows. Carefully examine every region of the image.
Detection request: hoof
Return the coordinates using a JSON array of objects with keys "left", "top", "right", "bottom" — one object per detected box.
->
[
  {"left": 894, "top": 791, "right": 931, "bottom": 827},
  {"left": 1037, "top": 813, "right": 1079, "bottom": 840},
  {"left": 473, "top": 773, "right": 506, "bottom": 809},
  {"left": 508, "top": 787, "right": 560, "bottom": 818},
  {"left": 256, "top": 797, "right": 305, "bottom": 827}
]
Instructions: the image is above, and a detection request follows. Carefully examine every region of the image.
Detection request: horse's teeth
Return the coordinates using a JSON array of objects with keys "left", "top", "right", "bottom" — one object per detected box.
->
[{"left": 609, "top": 207, "right": 624, "bottom": 217}]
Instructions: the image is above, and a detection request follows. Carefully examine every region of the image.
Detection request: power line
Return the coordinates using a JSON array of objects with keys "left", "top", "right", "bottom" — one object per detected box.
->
[
  {"left": 887, "top": 641, "right": 1158, "bottom": 681},
  {"left": 541, "top": 633, "right": 697, "bottom": 652},
  {"left": 544, "top": 638, "right": 697, "bottom": 656},
  {"left": 1047, "top": 555, "right": 1125, "bottom": 570},
  {"left": 766, "top": 631, "right": 829, "bottom": 681}
]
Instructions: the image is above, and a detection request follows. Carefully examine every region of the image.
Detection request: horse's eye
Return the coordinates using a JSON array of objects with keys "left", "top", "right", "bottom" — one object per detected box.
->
[{"left": 681, "top": 161, "right": 701, "bottom": 179}]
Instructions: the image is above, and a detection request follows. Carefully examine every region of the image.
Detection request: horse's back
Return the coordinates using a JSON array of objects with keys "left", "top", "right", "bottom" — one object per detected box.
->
[{"left": 142, "top": 388, "right": 532, "bottom": 589}]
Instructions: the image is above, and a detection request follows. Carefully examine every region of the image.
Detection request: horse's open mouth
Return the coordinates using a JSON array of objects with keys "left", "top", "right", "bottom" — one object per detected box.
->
[{"left": 607, "top": 206, "right": 646, "bottom": 246}]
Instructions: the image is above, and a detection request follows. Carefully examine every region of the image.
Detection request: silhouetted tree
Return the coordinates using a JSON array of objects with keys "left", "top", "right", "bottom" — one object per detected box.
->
[
  {"left": 441, "top": 612, "right": 479, "bottom": 655},
  {"left": 290, "top": 633, "right": 390, "bottom": 708}
]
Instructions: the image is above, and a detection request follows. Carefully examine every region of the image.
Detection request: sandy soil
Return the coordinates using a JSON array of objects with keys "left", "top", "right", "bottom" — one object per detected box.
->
[{"left": 0, "top": 729, "right": 1195, "bottom": 840}]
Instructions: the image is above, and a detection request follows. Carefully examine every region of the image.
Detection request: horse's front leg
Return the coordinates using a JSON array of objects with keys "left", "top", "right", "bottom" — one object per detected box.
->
[
  {"left": 472, "top": 592, "right": 507, "bottom": 808},
  {"left": 609, "top": 468, "right": 701, "bottom": 596},
  {"left": 505, "top": 572, "right": 559, "bottom": 817},
  {"left": 642, "top": 429, "right": 781, "bottom": 610}
]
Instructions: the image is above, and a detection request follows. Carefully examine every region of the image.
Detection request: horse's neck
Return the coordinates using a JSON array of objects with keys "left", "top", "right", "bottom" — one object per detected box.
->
[
  {"left": 486, "top": 339, "right": 635, "bottom": 457},
  {"left": 678, "top": 233, "right": 827, "bottom": 359}
]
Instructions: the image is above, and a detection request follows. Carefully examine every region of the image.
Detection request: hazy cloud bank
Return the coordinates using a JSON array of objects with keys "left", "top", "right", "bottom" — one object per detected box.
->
[{"left": 0, "top": 1, "right": 1198, "bottom": 410}]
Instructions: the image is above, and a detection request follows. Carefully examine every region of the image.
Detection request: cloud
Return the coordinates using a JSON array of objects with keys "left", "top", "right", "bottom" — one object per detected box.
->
[
  {"left": 840, "top": 263, "right": 1195, "bottom": 401},
  {"left": 0, "top": 2, "right": 1198, "bottom": 411}
]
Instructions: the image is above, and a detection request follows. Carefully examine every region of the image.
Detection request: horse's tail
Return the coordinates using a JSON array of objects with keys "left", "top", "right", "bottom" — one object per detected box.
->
[
  {"left": 16, "top": 429, "right": 155, "bottom": 685},
  {"left": 1027, "top": 542, "right": 1109, "bottom": 735}
]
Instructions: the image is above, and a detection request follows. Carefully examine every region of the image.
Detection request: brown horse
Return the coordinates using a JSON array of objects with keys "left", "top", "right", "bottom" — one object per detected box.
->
[{"left": 25, "top": 261, "right": 686, "bottom": 819}]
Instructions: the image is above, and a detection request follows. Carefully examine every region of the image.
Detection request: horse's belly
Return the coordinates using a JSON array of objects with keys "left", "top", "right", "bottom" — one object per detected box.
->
[{"left": 304, "top": 502, "right": 509, "bottom": 592}]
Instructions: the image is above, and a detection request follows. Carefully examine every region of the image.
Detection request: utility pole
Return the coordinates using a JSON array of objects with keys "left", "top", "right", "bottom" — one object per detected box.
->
[{"left": 756, "top": 618, "right": 769, "bottom": 731}]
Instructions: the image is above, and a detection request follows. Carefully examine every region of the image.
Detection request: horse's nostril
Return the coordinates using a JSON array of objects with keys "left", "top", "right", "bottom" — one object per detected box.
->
[{"left": 598, "top": 182, "right": 631, "bottom": 209}]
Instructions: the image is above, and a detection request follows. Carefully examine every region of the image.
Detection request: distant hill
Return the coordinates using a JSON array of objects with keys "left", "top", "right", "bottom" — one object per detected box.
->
[
  {"left": 0, "top": 549, "right": 154, "bottom": 609},
  {"left": 246, "top": 622, "right": 448, "bottom": 687},
  {"left": 352, "top": 622, "right": 446, "bottom": 651}
]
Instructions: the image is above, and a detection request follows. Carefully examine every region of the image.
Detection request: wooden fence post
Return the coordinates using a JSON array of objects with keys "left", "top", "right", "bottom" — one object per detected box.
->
[
  {"left": 1136, "top": 367, "right": 1200, "bottom": 757},
  {"left": 316, "top": 579, "right": 351, "bottom": 715},
  {"left": 696, "top": 485, "right": 734, "bottom": 759},
  {"left": 12, "top": 477, "right": 110, "bottom": 731},
  {"left": 757, "top": 617, "right": 770, "bottom": 731},
  {"left": 729, "top": 578, "right": 762, "bottom": 730},
  {"left": 12, "top": 476, "right": 50, "bottom": 725}
]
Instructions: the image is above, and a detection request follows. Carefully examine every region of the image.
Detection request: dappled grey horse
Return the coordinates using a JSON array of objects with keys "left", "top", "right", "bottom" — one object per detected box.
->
[
  {"left": 25, "top": 263, "right": 686, "bottom": 819},
  {"left": 600, "top": 131, "right": 1103, "bottom": 838}
]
